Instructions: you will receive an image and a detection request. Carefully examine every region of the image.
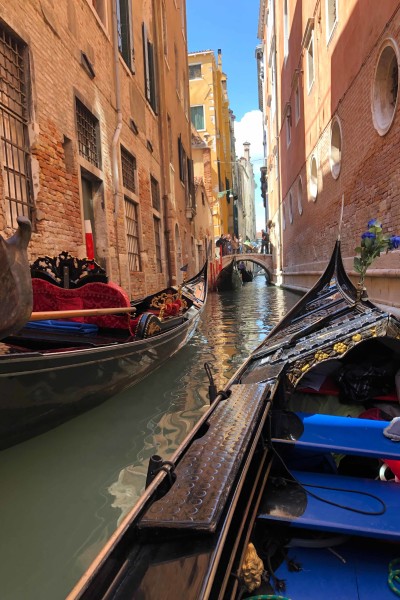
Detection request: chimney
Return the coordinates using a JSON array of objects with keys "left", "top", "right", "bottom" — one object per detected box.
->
[
  {"left": 243, "top": 141, "right": 250, "bottom": 161},
  {"left": 217, "top": 48, "right": 222, "bottom": 70}
]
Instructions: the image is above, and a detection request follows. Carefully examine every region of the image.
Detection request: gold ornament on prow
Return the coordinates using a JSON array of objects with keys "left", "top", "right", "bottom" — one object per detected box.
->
[{"left": 240, "top": 542, "right": 264, "bottom": 593}]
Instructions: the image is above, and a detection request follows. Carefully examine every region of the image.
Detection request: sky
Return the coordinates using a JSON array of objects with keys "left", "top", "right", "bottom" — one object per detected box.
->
[{"left": 186, "top": 0, "right": 266, "bottom": 231}]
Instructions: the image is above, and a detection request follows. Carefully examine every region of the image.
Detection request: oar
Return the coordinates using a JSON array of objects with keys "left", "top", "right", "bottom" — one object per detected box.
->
[{"left": 29, "top": 306, "right": 137, "bottom": 321}]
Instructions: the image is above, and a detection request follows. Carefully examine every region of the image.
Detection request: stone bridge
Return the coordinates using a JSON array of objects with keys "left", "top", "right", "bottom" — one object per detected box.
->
[{"left": 221, "top": 253, "right": 273, "bottom": 280}]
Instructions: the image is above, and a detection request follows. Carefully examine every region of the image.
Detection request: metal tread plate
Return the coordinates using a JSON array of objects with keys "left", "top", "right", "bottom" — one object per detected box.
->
[{"left": 139, "top": 382, "right": 269, "bottom": 532}]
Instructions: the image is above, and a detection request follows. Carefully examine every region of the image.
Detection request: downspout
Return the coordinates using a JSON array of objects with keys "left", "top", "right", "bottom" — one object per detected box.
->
[
  {"left": 112, "top": 0, "right": 124, "bottom": 288},
  {"left": 152, "top": 0, "right": 172, "bottom": 284},
  {"left": 272, "top": 0, "right": 283, "bottom": 285}
]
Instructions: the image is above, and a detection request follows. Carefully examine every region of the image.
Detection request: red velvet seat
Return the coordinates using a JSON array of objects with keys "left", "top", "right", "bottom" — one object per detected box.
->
[{"left": 32, "top": 278, "right": 131, "bottom": 329}]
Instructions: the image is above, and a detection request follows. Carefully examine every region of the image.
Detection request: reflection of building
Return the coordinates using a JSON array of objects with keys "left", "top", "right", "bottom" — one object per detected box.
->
[
  {"left": 0, "top": 1, "right": 198, "bottom": 297},
  {"left": 258, "top": 0, "right": 400, "bottom": 309},
  {"left": 188, "top": 50, "right": 235, "bottom": 238}
]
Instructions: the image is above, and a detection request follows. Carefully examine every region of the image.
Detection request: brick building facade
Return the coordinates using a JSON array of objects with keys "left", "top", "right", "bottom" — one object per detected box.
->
[
  {"left": 258, "top": 0, "right": 400, "bottom": 310},
  {"left": 0, "top": 0, "right": 198, "bottom": 298}
]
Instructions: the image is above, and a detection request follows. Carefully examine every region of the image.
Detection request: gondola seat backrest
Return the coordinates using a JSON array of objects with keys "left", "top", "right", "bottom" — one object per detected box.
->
[{"left": 32, "top": 278, "right": 132, "bottom": 329}]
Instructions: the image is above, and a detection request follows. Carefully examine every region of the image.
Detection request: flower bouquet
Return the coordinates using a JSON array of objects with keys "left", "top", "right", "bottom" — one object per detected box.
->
[{"left": 354, "top": 219, "right": 400, "bottom": 299}]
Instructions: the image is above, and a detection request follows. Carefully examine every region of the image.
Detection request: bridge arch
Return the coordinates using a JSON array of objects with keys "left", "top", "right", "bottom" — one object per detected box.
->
[{"left": 221, "top": 253, "right": 273, "bottom": 282}]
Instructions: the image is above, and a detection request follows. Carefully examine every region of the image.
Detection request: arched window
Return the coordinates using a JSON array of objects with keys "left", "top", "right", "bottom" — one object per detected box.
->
[
  {"left": 309, "top": 155, "right": 318, "bottom": 201},
  {"left": 330, "top": 117, "right": 342, "bottom": 179}
]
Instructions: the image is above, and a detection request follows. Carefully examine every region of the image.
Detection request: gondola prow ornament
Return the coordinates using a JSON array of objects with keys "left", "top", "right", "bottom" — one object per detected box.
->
[{"left": 0, "top": 216, "right": 32, "bottom": 340}]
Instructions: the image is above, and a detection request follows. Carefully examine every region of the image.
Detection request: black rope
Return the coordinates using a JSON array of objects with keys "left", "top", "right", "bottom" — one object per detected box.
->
[
  {"left": 267, "top": 414, "right": 386, "bottom": 517},
  {"left": 271, "top": 444, "right": 386, "bottom": 516}
]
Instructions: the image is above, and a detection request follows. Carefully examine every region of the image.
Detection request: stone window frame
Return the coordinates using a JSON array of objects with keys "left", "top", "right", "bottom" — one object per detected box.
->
[
  {"left": 117, "top": 0, "right": 134, "bottom": 71},
  {"left": 371, "top": 37, "right": 399, "bottom": 136},
  {"left": 307, "top": 31, "right": 315, "bottom": 93},
  {"left": 189, "top": 63, "right": 202, "bottom": 80},
  {"left": 297, "top": 176, "right": 303, "bottom": 215},
  {"left": 326, "top": 0, "right": 338, "bottom": 45},
  {"left": 190, "top": 104, "right": 205, "bottom": 131},
  {"left": 289, "top": 191, "right": 294, "bottom": 224},
  {"left": 309, "top": 153, "right": 318, "bottom": 201},
  {"left": 330, "top": 116, "right": 342, "bottom": 179}
]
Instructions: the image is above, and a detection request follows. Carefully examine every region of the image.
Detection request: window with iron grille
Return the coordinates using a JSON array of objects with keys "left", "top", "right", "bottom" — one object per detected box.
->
[
  {"left": 153, "top": 216, "right": 162, "bottom": 272},
  {"left": 151, "top": 175, "right": 161, "bottom": 212},
  {"left": 125, "top": 197, "right": 141, "bottom": 271},
  {"left": 0, "top": 24, "right": 34, "bottom": 228},
  {"left": 76, "top": 98, "right": 100, "bottom": 168},
  {"left": 121, "top": 146, "right": 136, "bottom": 193}
]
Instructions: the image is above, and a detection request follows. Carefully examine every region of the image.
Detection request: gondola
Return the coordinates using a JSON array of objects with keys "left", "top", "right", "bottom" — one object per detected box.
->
[
  {"left": 0, "top": 254, "right": 207, "bottom": 450},
  {"left": 238, "top": 261, "right": 253, "bottom": 283},
  {"left": 68, "top": 239, "right": 400, "bottom": 600},
  {"left": 216, "top": 257, "right": 242, "bottom": 291},
  {"left": 0, "top": 216, "right": 33, "bottom": 340}
]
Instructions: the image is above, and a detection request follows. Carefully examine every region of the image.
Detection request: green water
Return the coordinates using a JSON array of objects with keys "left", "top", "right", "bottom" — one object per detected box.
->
[{"left": 0, "top": 279, "right": 298, "bottom": 599}]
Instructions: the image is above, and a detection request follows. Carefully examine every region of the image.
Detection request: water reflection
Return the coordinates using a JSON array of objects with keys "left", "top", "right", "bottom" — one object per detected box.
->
[
  {"left": 0, "top": 277, "right": 298, "bottom": 600},
  {"left": 108, "top": 281, "right": 298, "bottom": 523}
]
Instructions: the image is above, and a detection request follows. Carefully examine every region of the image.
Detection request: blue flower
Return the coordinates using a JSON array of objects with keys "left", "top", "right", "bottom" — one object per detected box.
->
[
  {"left": 367, "top": 219, "right": 381, "bottom": 228},
  {"left": 361, "top": 231, "right": 376, "bottom": 239},
  {"left": 389, "top": 235, "right": 400, "bottom": 249}
]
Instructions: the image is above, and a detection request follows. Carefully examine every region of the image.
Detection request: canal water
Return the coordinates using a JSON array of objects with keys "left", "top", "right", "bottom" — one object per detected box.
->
[{"left": 0, "top": 276, "right": 298, "bottom": 600}]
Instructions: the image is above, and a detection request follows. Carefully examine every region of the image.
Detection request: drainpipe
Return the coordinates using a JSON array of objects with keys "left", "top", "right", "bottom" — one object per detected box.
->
[
  {"left": 152, "top": 0, "right": 172, "bottom": 284},
  {"left": 272, "top": 0, "right": 283, "bottom": 285},
  {"left": 112, "top": 0, "right": 124, "bottom": 288}
]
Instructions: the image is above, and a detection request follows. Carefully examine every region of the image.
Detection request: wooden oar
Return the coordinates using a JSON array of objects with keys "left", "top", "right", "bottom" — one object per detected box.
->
[{"left": 29, "top": 306, "right": 137, "bottom": 321}]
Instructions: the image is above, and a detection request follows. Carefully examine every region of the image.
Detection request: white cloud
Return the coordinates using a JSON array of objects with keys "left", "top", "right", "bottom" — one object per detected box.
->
[
  {"left": 234, "top": 109, "right": 263, "bottom": 160},
  {"left": 234, "top": 110, "right": 266, "bottom": 232}
]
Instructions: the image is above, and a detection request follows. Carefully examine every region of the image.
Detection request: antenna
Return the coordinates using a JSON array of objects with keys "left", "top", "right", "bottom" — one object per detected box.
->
[{"left": 337, "top": 194, "right": 344, "bottom": 241}]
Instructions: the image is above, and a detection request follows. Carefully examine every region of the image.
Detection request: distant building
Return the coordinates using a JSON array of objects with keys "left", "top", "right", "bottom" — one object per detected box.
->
[
  {"left": 258, "top": 0, "right": 400, "bottom": 310},
  {"left": 0, "top": 0, "right": 197, "bottom": 297},
  {"left": 236, "top": 143, "right": 257, "bottom": 242},
  {"left": 188, "top": 49, "right": 235, "bottom": 238}
]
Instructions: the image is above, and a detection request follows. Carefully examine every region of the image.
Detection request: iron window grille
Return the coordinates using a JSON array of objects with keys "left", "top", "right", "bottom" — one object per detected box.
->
[
  {"left": 76, "top": 98, "right": 100, "bottom": 168},
  {"left": 0, "top": 24, "right": 34, "bottom": 228},
  {"left": 121, "top": 146, "right": 136, "bottom": 193},
  {"left": 153, "top": 215, "right": 162, "bottom": 273},
  {"left": 124, "top": 197, "right": 141, "bottom": 271}
]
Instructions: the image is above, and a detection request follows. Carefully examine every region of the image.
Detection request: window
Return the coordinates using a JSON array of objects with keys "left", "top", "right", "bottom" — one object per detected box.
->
[
  {"left": 297, "top": 177, "right": 303, "bottom": 215},
  {"left": 289, "top": 191, "right": 293, "bottom": 223},
  {"left": 295, "top": 81, "right": 301, "bottom": 123},
  {"left": 167, "top": 114, "right": 173, "bottom": 163},
  {"left": 151, "top": 175, "right": 161, "bottom": 212},
  {"left": 326, "top": 0, "right": 338, "bottom": 42},
  {"left": 0, "top": 24, "right": 34, "bottom": 228},
  {"left": 372, "top": 39, "right": 399, "bottom": 136},
  {"left": 174, "top": 44, "right": 179, "bottom": 94},
  {"left": 125, "top": 198, "right": 141, "bottom": 271},
  {"left": 190, "top": 105, "right": 205, "bottom": 130},
  {"left": 91, "top": 0, "right": 106, "bottom": 25},
  {"left": 309, "top": 155, "right": 318, "bottom": 200},
  {"left": 330, "top": 117, "right": 342, "bottom": 179},
  {"left": 153, "top": 216, "right": 162, "bottom": 272},
  {"left": 285, "top": 105, "right": 292, "bottom": 147},
  {"left": 307, "top": 32, "right": 315, "bottom": 92},
  {"left": 189, "top": 63, "right": 201, "bottom": 79},
  {"left": 162, "top": 0, "right": 168, "bottom": 59},
  {"left": 283, "top": 0, "right": 289, "bottom": 58},
  {"left": 178, "top": 135, "right": 187, "bottom": 184},
  {"left": 142, "top": 23, "right": 157, "bottom": 112},
  {"left": 117, "top": 0, "right": 134, "bottom": 69},
  {"left": 121, "top": 146, "right": 136, "bottom": 193},
  {"left": 76, "top": 99, "right": 101, "bottom": 168}
]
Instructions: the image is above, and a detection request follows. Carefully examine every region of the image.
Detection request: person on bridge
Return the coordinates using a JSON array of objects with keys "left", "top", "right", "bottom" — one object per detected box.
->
[{"left": 261, "top": 229, "right": 269, "bottom": 254}]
